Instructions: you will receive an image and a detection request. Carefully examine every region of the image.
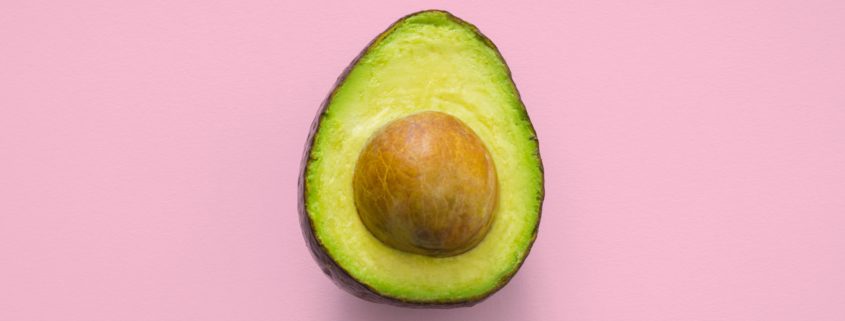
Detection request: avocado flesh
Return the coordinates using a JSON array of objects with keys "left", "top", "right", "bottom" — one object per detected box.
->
[{"left": 302, "top": 10, "right": 543, "bottom": 306}]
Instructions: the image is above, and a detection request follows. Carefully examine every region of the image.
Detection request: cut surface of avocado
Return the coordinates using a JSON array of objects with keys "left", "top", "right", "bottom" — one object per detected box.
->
[{"left": 301, "top": 10, "right": 543, "bottom": 306}]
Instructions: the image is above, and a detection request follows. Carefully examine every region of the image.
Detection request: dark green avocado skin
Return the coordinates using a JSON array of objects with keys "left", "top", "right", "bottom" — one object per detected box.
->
[{"left": 298, "top": 10, "right": 544, "bottom": 308}]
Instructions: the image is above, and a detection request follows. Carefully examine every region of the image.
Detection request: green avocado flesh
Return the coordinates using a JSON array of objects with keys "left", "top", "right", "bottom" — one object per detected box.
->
[{"left": 303, "top": 10, "right": 542, "bottom": 304}]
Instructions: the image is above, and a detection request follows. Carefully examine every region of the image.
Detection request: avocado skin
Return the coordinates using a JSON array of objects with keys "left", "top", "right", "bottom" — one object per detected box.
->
[{"left": 298, "top": 10, "right": 544, "bottom": 308}]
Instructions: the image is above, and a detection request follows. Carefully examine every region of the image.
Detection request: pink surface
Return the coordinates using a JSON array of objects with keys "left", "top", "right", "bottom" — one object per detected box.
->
[{"left": 2, "top": 1, "right": 844, "bottom": 320}]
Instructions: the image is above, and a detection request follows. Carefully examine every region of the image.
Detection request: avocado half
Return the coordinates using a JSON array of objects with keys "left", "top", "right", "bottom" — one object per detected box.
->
[{"left": 299, "top": 10, "right": 544, "bottom": 307}]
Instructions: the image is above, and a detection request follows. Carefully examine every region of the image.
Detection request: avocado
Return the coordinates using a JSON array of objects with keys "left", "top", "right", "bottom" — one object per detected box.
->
[{"left": 299, "top": 10, "right": 544, "bottom": 307}]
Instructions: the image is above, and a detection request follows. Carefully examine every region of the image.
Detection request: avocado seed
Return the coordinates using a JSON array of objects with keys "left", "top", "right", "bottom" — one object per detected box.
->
[{"left": 353, "top": 111, "right": 498, "bottom": 257}]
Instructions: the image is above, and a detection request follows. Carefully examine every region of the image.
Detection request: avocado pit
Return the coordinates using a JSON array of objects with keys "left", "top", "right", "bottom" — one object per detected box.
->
[{"left": 353, "top": 111, "right": 498, "bottom": 257}]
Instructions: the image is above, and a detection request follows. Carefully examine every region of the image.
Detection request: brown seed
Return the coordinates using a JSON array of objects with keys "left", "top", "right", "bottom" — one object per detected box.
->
[{"left": 353, "top": 111, "right": 498, "bottom": 257}]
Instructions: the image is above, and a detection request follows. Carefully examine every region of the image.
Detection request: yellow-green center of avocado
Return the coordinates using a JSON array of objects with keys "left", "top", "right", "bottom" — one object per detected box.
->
[{"left": 353, "top": 111, "right": 498, "bottom": 257}]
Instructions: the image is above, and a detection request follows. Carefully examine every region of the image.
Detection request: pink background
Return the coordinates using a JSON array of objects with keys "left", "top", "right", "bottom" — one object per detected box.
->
[{"left": 2, "top": 1, "right": 844, "bottom": 320}]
